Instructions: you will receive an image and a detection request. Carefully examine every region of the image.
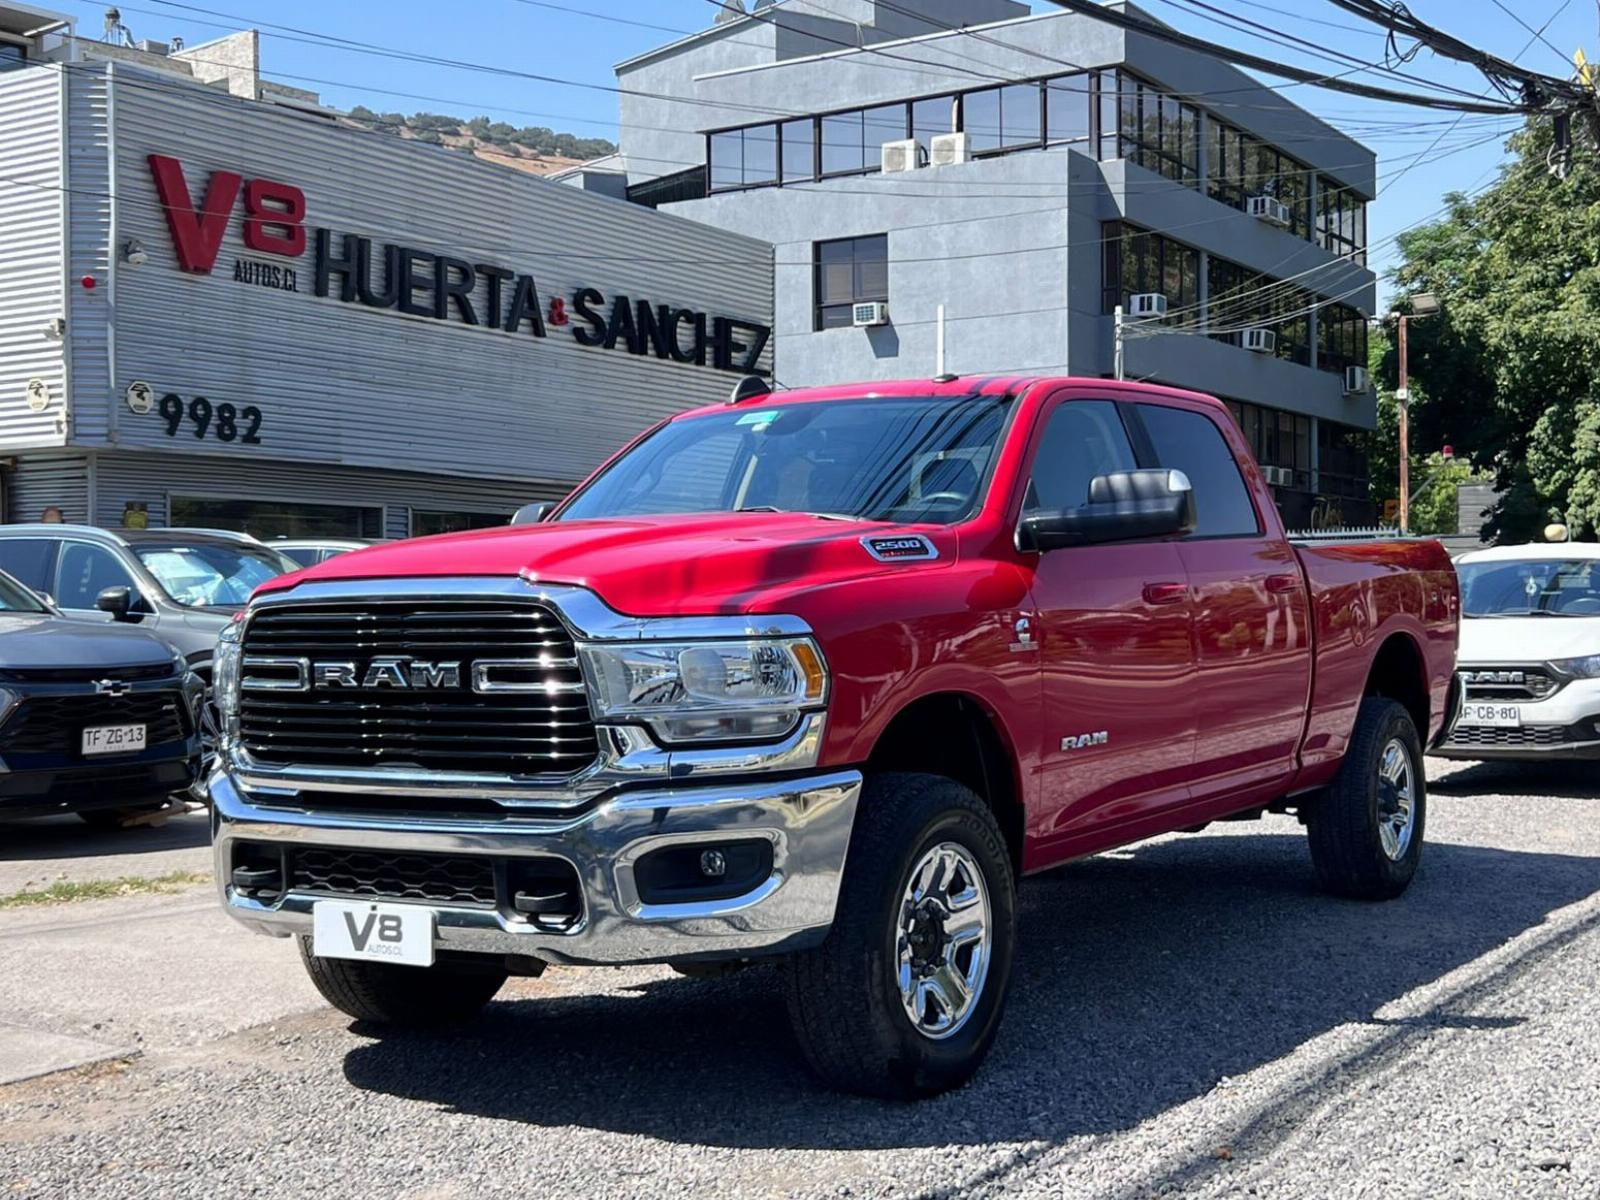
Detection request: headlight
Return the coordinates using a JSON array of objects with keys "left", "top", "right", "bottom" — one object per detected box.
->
[
  {"left": 213, "top": 614, "right": 244, "bottom": 727},
  {"left": 580, "top": 638, "right": 827, "bottom": 744},
  {"left": 1551, "top": 654, "right": 1600, "bottom": 679}
]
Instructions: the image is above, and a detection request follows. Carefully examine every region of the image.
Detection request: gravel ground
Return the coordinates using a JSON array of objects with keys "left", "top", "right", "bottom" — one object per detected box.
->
[{"left": 1, "top": 758, "right": 1597, "bottom": 1199}]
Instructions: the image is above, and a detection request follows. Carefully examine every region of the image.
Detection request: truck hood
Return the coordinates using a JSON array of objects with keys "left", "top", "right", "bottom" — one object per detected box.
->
[
  {"left": 0, "top": 613, "right": 180, "bottom": 672},
  {"left": 260, "top": 513, "right": 954, "bottom": 616},
  {"left": 1458, "top": 614, "right": 1600, "bottom": 665}
]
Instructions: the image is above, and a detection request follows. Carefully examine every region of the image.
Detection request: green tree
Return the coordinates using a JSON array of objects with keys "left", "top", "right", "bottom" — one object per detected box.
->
[{"left": 1388, "top": 120, "right": 1600, "bottom": 541}]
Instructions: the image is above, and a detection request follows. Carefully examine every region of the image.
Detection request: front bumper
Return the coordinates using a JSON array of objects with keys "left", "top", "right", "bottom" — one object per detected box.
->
[
  {"left": 1434, "top": 673, "right": 1600, "bottom": 760},
  {"left": 211, "top": 767, "right": 862, "bottom": 966}
]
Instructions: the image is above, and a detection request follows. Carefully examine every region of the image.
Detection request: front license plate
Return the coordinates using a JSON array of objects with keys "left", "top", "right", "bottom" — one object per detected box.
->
[
  {"left": 312, "top": 900, "right": 435, "bottom": 967},
  {"left": 81, "top": 723, "right": 147, "bottom": 756},
  {"left": 1458, "top": 703, "right": 1523, "bottom": 729}
]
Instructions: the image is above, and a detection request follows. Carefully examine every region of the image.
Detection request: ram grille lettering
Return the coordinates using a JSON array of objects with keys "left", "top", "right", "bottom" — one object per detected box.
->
[{"left": 311, "top": 658, "right": 463, "bottom": 689}]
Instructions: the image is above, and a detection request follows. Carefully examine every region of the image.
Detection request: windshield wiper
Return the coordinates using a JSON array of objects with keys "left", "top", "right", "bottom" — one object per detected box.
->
[{"left": 735, "top": 506, "right": 857, "bottom": 521}]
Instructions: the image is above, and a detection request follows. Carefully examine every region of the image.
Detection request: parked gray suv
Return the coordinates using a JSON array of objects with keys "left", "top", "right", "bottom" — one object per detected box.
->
[{"left": 0, "top": 526, "right": 296, "bottom": 786}]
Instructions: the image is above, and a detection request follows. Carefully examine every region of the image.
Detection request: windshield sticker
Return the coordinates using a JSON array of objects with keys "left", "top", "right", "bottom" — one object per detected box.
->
[{"left": 736, "top": 410, "right": 779, "bottom": 428}]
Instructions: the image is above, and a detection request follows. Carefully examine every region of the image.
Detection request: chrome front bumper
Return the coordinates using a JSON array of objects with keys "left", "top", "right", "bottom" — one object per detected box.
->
[{"left": 210, "top": 767, "right": 862, "bottom": 966}]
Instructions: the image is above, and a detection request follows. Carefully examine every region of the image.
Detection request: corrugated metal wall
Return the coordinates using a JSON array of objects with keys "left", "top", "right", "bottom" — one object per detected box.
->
[
  {"left": 7, "top": 452, "right": 91, "bottom": 524},
  {"left": 0, "top": 68, "right": 67, "bottom": 449},
  {"left": 66, "top": 66, "right": 112, "bottom": 443},
  {"left": 69, "top": 63, "right": 772, "bottom": 496}
]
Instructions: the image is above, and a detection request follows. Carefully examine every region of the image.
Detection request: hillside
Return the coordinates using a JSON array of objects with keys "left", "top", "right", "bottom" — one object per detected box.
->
[{"left": 343, "top": 107, "right": 618, "bottom": 177}]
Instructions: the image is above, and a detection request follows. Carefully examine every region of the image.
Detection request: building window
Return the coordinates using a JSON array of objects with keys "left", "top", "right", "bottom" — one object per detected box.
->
[
  {"left": 911, "top": 95, "right": 957, "bottom": 153},
  {"left": 817, "top": 105, "right": 908, "bottom": 176},
  {"left": 1045, "top": 75, "right": 1091, "bottom": 148},
  {"left": 961, "top": 83, "right": 1042, "bottom": 154},
  {"left": 1101, "top": 222, "right": 1198, "bottom": 321},
  {"left": 1318, "top": 177, "right": 1367, "bottom": 264},
  {"left": 1206, "top": 119, "right": 1311, "bottom": 240},
  {"left": 1109, "top": 71, "right": 1198, "bottom": 185},
  {"left": 412, "top": 510, "right": 512, "bottom": 537},
  {"left": 168, "top": 497, "right": 384, "bottom": 539},
  {"left": 0, "top": 43, "right": 25, "bottom": 72},
  {"left": 708, "top": 125, "right": 777, "bottom": 191},
  {"left": 1318, "top": 421, "right": 1371, "bottom": 502},
  {"left": 1223, "top": 399, "right": 1314, "bottom": 493},
  {"left": 814, "top": 234, "right": 888, "bottom": 330},
  {"left": 1318, "top": 303, "right": 1368, "bottom": 376},
  {"left": 1206, "top": 255, "right": 1312, "bottom": 366},
  {"left": 781, "top": 118, "right": 815, "bottom": 183}
]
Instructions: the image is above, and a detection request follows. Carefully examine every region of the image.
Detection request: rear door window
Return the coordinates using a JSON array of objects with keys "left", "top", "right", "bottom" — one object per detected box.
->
[
  {"left": 0, "top": 538, "right": 61, "bottom": 594},
  {"left": 1136, "top": 403, "right": 1261, "bottom": 538}
]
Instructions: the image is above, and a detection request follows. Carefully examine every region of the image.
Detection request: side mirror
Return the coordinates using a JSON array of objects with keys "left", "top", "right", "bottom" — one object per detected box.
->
[
  {"left": 511, "top": 502, "right": 554, "bottom": 526},
  {"left": 1019, "top": 469, "right": 1197, "bottom": 552},
  {"left": 95, "top": 585, "right": 138, "bottom": 620}
]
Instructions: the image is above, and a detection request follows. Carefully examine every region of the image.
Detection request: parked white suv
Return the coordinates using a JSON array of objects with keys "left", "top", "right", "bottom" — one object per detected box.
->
[{"left": 1436, "top": 543, "right": 1600, "bottom": 761}]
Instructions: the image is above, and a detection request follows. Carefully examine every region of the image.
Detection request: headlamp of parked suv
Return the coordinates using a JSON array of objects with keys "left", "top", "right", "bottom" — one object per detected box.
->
[
  {"left": 579, "top": 638, "right": 827, "bottom": 744},
  {"left": 1550, "top": 654, "right": 1600, "bottom": 679}
]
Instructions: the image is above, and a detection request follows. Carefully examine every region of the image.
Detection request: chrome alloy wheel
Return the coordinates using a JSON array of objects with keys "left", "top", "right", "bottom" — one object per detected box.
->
[
  {"left": 896, "top": 842, "right": 992, "bottom": 1040},
  {"left": 1376, "top": 737, "right": 1417, "bottom": 861}
]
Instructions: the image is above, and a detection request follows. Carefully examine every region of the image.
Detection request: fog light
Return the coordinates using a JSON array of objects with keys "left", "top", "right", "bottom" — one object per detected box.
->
[{"left": 700, "top": 849, "right": 727, "bottom": 878}]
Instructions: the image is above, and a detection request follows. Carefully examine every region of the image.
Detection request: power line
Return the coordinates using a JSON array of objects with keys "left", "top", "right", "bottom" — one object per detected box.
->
[
  {"left": 1490, "top": 0, "right": 1578, "bottom": 72},
  {"left": 1039, "top": 0, "right": 1527, "bottom": 113}
]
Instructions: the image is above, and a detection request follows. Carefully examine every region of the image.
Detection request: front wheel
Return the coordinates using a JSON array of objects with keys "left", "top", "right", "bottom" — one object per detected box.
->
[
  {"left": 782, "top": 773, "right": 1016, "bottom": 1099},
  {"left": 298, "top": 938, "right": 507, "bottom": 1027},
  {"left": 1306, "top": 697, "right": 1427, "bottom": 900}
]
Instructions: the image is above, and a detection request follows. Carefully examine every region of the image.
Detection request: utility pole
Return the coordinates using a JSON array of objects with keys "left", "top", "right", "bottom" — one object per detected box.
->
[{"left": 1397, "top": 314, "right": 1410, "bottom": 534}]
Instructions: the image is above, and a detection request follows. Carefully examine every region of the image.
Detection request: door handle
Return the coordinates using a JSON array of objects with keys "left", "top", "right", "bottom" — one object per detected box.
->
[
  {"left": 1142, "top": 581, "right": 1188, "bottom": 606},
  {"left": 1265, "top": 573, "right": 1302, "bottom": 595}
]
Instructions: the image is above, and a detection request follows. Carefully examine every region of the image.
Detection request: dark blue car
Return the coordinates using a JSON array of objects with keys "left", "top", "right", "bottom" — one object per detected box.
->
[{"left": 0, "top": 570, "right": 202, "bottom": 827}]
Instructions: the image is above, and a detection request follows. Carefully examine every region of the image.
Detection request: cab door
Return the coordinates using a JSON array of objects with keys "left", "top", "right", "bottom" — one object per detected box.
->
[
  {"left": 1130, "top": 400, "right": 1313, "bottom": 804},
  {"left": 1018, "top": 394, "right": 1199, "bottom": 854}
]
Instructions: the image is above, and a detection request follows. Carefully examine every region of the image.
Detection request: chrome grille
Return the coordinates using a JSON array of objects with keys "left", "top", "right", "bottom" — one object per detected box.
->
[
  {"left": 1445, "top": 724, "right": 1580, "bottom": 748},
  {"left": 288, "top": 847, "right": 498, "bottom": 907},
  {"left": 238, "top": 601, "right": 599, "bottom": 776},
  {"left": 1458, "top": 666, "right": 1561, "bottom": 702}
]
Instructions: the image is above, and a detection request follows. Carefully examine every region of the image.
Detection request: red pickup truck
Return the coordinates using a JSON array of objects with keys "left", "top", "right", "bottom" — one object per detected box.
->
[{"left": 209, "top": 376, "right": 1458, "bottom": 1098}]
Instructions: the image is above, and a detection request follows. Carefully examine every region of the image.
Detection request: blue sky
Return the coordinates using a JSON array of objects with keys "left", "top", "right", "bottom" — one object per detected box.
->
[{"left": 52, "top": 0, "right": 1599, "bottom": 297}]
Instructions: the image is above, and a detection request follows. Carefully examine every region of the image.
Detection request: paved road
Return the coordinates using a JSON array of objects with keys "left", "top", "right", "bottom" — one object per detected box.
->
[{"left": 1, "top": 759, "right": 1596, "bottom": 1198}]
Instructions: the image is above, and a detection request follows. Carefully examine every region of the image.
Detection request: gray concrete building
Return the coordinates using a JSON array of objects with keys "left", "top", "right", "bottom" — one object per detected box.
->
[
  {"left": 0, "top": 4, "right": 773, "bottom": 537},
  {"left": 613, "top": 0, "right": 1378, "bottom": 526}
]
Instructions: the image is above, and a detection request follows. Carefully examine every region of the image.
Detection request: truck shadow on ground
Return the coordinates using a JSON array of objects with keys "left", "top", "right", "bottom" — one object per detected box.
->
[
  {"left": 341, "top": 828, "right": 1598, "bottom": 1151},
  {"left": 0, "top": 809, "right": 210, "bottom": 863},
  {"left": 1429, "top": 759, "right": 1600, "bottom": 802}
]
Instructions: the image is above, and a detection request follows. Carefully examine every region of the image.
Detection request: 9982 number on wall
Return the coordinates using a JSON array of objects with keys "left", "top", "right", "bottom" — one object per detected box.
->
[{"left": 159, "top": 393, "right": 263, "bottom": 445}]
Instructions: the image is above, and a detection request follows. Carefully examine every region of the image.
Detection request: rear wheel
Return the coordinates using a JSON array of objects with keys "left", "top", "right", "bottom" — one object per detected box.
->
[
  {"left": 1306, "top": 697, "right": 1426, "bottom": 900},
  {"left": 783, "top": 773, "right": 1016, "bottom": 1099},
  {"left": 298, "top": 938, "right": 507, "bottom": 1026}
]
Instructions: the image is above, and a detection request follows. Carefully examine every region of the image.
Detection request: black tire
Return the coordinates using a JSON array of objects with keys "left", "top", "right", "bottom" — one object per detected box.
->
[
  {"left": 297, "top": 938, "right": 507, "bottom": 1027},
  {"left": 782, "top": 772, "right": 1016, "bottom": 1099},
  {"left": 77, "top": 803, "right": 167, "bottom": 829},
  {"left": 1306, "top": 697, "right": 1426, "bottom": 900}
]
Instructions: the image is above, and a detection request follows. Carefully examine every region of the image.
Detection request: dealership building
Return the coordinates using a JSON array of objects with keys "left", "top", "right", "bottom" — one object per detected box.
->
[
  {"left": 0, "top": 6, "right": 773, "bottom": 537},
  {"left": 609, "top": 0, "right": 1378, "bottom": 526}
]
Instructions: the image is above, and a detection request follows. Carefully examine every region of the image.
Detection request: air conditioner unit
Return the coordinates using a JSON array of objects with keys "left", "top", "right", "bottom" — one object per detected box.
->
[
  {"left": 929, "top": 132, "right": 971, "bottom": 167},
  {"left": 881, "top": 138, "right": 922, "bottom": 173},
  {"left": 1344, "top": 365, "right": 1369, "bottom": 395},
  {"left": 1129, "top": 293, "right": 1168, "bottom": 319},
  {"left": 852, "top": 301, "right": 889, "bottom": 327},
  {"left": 1248, "top": 195, "right": 1292, "bottom": 228},
  {"left": 1242, "top": 328, "right": 1277, "bottom": 354},
  {"left": 1263, "top": 465, "right": 1294, "bottom": 488}
]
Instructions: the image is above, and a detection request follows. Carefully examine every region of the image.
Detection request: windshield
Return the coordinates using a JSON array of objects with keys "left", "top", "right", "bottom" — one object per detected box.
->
[
  {"left": 1458, "top": 557, "right": 1600, "bottom": 618},
  {"left": 0, "top": 571, "right": 49, "bottom": 614},
  {"left": 559, "top": 395, "right": 1012, "bottom": 525},
  {"left": 134, "top": 542, "right": 293, "bottom": 608}
]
